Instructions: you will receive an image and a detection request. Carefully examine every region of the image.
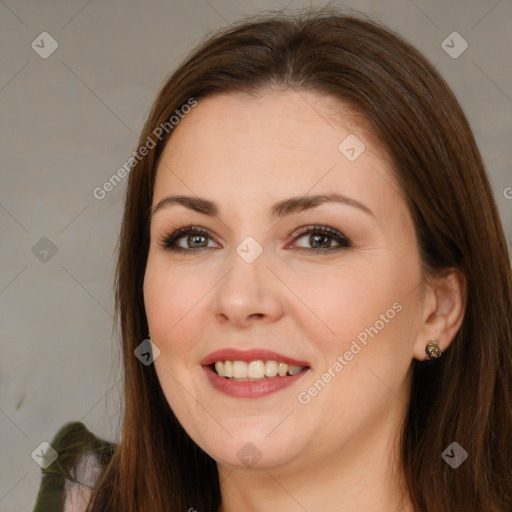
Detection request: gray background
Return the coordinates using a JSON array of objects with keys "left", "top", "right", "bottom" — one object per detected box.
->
[{"left": 1, "top": 0, "right": 510, "bottom": 510}]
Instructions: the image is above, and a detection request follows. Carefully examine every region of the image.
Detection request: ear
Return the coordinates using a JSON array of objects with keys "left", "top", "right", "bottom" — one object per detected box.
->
[{"left": 413, "top": 268, "right": 466, "bottom": 361}]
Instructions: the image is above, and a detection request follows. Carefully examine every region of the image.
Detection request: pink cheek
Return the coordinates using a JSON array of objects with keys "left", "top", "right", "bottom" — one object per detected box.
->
[
  {"left": 149, "top": 287, "right": 206, "bottom": 339},
  {"left": 310, "top": 286, "right": 366, "bottom": 321}
]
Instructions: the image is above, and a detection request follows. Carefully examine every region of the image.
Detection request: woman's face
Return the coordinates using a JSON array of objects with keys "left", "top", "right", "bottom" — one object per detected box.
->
[{"left": 144, "top": 90, "right": 427, "bottom": 471}]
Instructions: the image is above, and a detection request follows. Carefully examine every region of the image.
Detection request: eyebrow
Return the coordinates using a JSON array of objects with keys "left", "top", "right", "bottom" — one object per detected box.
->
[{"left": 151, "top": 193, "right": 374, "bottom": 219}]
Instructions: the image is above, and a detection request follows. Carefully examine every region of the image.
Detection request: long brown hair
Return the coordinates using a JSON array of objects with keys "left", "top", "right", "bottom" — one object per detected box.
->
[{"left": 87, "top": 7, "right": 512, "bottom": 511}]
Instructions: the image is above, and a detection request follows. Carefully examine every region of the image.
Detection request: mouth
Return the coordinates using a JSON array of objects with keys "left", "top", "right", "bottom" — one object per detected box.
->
[{"left": 201, "top": 349, "right": 311, "bottom": 398}]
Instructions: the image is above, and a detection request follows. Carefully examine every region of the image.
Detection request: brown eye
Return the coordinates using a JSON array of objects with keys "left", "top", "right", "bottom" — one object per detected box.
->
[
  {"left": 292, "top": 225, "right": 351, "bottom": 252},
  {"left": 184, "top": 233, "right": 208, "bottom": 249},
  {"left": 159, "top": 226, "right": 218, "bottom": 252}
]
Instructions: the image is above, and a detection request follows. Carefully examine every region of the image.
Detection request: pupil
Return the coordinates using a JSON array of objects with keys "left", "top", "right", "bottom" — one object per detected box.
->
[
  {"left": 189, "top": 234, "right": 207, "bottom": 248},
  {"left": 311, "top": 234, "right": 330, "bottom": 248}
]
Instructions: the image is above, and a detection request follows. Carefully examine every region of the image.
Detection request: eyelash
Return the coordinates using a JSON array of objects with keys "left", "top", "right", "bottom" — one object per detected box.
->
[{"left": 158, "top": 224, "right": 352, "bottom": 254}]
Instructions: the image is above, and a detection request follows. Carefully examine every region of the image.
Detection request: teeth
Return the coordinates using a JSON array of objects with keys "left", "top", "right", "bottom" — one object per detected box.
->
[
  {"left": 223, "top": 360, "right": 233, "bottom": 378},
  {"left": 265, "top": 360, "right": 278, "bottom": 377},
  {"left": 248, "top": 360, "right": 265, "bottom": 379},
  {"left": 213, "top": 360, "right": 306, "bottom": 379},
  {"left": 233, "top": 361, "right": 247, "bottom": 379},
  {"left": 288, "top": 365, "right": 302, "bottom": 375}
]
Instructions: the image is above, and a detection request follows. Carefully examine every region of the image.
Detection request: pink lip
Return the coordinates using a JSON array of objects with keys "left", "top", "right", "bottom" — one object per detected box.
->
[
  {"left": 201, "top": 348, "right": 311, "bottom": 399},
  {"left": 201, "top": 348, "right": 310, "bottom": 368},
  {"left": 203, "top": 365, "right": 311, "bottom": 399}
]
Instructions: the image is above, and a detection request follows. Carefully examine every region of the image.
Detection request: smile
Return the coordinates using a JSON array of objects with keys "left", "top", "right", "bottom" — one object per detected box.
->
[{"left": 202, "top": 348, "right": 311, "bottom": 398}]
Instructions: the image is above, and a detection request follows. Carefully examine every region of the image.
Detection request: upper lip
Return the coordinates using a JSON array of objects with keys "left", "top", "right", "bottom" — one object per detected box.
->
[{"left": 201, "top": 348, "right": 311, "bottom": 368}]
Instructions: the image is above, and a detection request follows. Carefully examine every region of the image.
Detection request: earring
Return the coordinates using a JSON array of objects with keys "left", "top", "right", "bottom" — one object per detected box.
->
[{"left": 425, "top": 340, "right": 442, "bottom": 359}]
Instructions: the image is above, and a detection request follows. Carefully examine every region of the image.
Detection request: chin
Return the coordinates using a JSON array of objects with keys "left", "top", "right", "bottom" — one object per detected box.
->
[{"left": 194, "top": 427, "right": 304, "bottom": 470}]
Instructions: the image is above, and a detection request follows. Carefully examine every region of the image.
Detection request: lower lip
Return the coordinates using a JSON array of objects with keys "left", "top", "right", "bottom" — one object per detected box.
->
[{"left": 203, "top": 365, "right": 309, "bottom": 398}]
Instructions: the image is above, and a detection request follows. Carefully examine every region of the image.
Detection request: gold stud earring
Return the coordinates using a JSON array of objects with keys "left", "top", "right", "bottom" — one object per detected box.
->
[{"left": 425, "top": 340, "right": 442, "bottom": 359}]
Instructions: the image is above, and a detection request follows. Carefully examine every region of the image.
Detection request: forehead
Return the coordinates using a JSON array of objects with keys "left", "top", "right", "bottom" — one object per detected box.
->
[{"left": 153, "top": 89, "right": 401, "bottom": 213}]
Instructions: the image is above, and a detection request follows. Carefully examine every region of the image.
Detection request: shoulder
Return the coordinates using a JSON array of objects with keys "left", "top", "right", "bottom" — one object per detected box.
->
[{"left": 32, "top": 421, "right": 117, "bottom": 512}]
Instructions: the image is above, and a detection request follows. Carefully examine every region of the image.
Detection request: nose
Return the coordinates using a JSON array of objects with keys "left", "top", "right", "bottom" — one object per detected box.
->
[{"left": 212, "top": 247, "right": 285, "bottom": 328}]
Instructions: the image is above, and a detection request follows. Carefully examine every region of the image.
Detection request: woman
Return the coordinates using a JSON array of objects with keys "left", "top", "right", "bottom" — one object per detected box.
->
[{"left": 33, "top": 7, "right": 512, "bottom": 512}]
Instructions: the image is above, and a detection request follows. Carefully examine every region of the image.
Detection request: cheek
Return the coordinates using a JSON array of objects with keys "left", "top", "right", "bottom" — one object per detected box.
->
[
  {"left": 143, "top": 258, "right": 214, "bottom": 433},
  {"left": 289, "top": 253, "right": 421, "bottom": 385},
  {"left": 289, "top": 260, "right": 402, "bottom": 341},
  {"left": 143, "top": 257, "right": 211, "bottom": 345},
  {"left": 293, "top": 264, "right": 418, "bottom": 430}
]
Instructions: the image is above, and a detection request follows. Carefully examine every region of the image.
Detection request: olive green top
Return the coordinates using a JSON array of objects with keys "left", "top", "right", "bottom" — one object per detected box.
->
[{"left": 32, "top": 422, "right": 116, "bottom": 511}]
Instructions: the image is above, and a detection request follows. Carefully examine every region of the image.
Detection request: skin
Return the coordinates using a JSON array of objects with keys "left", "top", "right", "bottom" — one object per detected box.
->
[{"left": 143, "top": 89, "right": 465, "bottom": 511}]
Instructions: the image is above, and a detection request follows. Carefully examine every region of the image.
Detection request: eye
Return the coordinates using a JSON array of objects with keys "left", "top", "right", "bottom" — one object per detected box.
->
[
  {"left": 159, "top": 226, "right": 219, "bottom": 252},
  {"left": 290, "top": 225, "right": 351, "bottom": 252}
]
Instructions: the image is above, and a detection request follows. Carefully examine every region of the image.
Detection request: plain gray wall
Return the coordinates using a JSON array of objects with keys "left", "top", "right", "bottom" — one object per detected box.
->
[{"left": 1, "top": 0, "right": 510, "bottom": 510}]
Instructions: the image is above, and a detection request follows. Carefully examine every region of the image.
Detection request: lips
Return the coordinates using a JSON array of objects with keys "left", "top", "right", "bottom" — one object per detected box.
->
[{"left": 201, "top": 348, "right": 311, "bottom": 398}]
